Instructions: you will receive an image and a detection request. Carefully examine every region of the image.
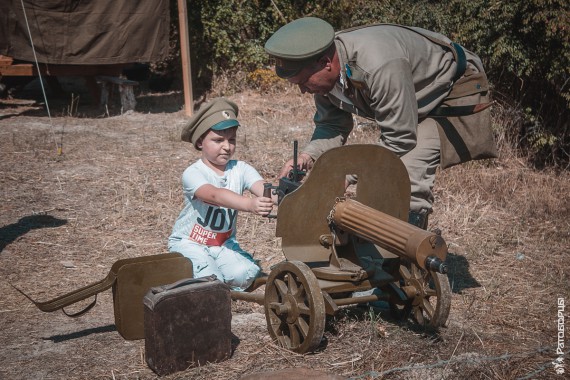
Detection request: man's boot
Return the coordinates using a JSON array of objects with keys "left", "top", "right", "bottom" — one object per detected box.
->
[{"left": 408, "top": 209, "right": 430, "bottom": 230}]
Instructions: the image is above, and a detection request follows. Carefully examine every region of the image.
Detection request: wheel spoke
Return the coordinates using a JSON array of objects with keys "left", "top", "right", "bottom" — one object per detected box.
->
[
  {"left": 277, "top": 332, "right": 291, "bottom": 348},
  {"left": 400, "top": 265, "right": 412, "bottom": 280},
  {"left": 295, "top": 283, "right": 306, "bottom": 299},
  {"left": 268, "top": 301, "right": 287, "bottom": 315},
  {"left": 421, "top": 298, "right": 435, "bottom": 319},
  {"left": 425, "top": 288, "right": 437, "bottom": 297},
  {"left": 414, "top": 307, "right": 425, "bottom": 325},
  {"left": 274, "top": 278, "right": 289, "bottom": 298},
  {"left": 298, "top": 303, "right": 311, "bottom": 315},
  {"left": 268, "top": 313, "right": 282, "bottom": 329},
  {"left": 296, "top": 316, "right": 310, "bottom": 337},
  {"left": 287, "top": 274, "right": 299, "bottom": 295},
  {"left": 413, "top": 266, "right": 425, "bottom": 281},
  {"left": 289, "top": 322, "right": 301, "bottom": 347}
]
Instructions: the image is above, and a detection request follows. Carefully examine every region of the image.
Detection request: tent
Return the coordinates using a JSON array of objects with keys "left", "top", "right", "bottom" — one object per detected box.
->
[{"left": 0, "top": 0, "right": 170, "bottom": 65}]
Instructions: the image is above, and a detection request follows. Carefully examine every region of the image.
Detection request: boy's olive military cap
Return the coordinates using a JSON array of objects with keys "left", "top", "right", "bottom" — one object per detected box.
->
[
  {"left": 264, "top": 17, "right": 334, "bottom": 79},
  {"left": 181, "top": 97, "right": 239, "bottom": 147}
]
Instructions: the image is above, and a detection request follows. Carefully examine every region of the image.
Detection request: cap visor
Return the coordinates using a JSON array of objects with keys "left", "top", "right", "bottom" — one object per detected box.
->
[
  {"left": 210, "top": 119, "right": 240, "bottom": 131},
  {"left": 276, "top": 65, "right": 303, "bottom": 79}
]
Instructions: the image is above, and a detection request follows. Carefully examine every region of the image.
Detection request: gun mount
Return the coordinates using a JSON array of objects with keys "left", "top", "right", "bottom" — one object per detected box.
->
[{"left": 231, "top": 144, "right": 451, "bottom": 354}]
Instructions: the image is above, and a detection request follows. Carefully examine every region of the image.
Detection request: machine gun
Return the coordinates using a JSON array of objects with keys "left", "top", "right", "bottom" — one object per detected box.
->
[
  {"left": 233, "top": 144, "right": 452, "bottom": 354},
  {"left": 263, "top": 140, "right": 306, "bottom": 217},
  {"left": 275, "top": 140, "right": 306, "bottom": 204}
]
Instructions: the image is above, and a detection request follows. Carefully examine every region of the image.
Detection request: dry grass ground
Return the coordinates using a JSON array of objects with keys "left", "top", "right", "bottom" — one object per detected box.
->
[{"left": 0, "top": 82, "right": 568, "bottom": 379}]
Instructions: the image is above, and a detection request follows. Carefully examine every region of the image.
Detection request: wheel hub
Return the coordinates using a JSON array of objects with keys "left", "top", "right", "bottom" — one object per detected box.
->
[
  {"left": 285, "top": 294, "right": 299, "bottom": 323},
  {"left": 408, "top": 277, "right": 426, "bottom": 306}
]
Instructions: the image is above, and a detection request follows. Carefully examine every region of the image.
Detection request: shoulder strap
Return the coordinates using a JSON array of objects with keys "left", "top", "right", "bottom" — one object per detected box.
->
[
  {"left": 337, "top": 23, "right": 466, "bottom": 80},
  {"left": 11, "top": 253, "right": 183, "bottom": 316},
  {"left": 12, "top": 266, "right": 118, "bottom": 315},
  {"left": 337, "top": 23, "right": 451, "bottom": 49}
]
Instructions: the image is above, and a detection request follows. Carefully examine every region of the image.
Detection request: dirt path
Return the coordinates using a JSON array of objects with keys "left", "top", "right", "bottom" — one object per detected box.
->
[{"left": 1, "top": 90, "right": 568, "bottom": 379}]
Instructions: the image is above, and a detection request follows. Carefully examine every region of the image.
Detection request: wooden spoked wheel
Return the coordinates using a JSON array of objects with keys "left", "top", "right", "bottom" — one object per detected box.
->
[
  {"left": 264, "top": 260, "right": 326, "bottom": 353},
  {"left": 399, "top": 263, "right": 451, "bottom": 328}
]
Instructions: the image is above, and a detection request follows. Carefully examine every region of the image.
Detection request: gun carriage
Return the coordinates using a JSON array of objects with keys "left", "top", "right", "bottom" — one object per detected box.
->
[{"left": 231, "top": 144, "right": 451, "bottom": 354}]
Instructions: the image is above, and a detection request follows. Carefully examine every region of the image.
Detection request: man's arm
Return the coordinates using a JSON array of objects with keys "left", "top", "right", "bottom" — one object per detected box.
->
[
  {"left": 303, "top": 94, "right": 354, "bottom": 159},
  {"left": 279, "top": 94, "right": 353, "bottom": 178}
]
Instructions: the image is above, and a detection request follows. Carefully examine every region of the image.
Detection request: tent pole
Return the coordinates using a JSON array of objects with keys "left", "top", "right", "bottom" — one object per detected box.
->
[{"left": 177, "top": 0, "right": 193, "bottom": 116}]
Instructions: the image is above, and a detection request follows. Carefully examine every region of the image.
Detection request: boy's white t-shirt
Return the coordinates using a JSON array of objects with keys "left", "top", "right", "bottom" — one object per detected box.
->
[{"left": 169, "top": 159, "right": 262, "bottom": 246}]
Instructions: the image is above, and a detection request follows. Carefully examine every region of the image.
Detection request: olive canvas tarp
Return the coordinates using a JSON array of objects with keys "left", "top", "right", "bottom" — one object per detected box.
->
[{"left": 0, "top": 0, "right": 170, "bottom": 65}]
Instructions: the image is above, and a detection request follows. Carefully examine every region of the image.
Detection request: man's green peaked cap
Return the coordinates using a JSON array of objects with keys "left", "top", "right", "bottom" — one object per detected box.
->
[{"left": 265, "top": 17, "right": 334, "bottom": 78}]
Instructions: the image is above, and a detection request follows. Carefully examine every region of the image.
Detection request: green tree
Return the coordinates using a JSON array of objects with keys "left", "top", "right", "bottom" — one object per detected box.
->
[{"left": 165, "top": 0, "right": 569, "bottom": 167}]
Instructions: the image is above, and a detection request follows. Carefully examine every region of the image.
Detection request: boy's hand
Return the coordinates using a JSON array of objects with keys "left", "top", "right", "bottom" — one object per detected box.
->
[{"left": 249, "top": 197, "right": 273, "bottom": 216}]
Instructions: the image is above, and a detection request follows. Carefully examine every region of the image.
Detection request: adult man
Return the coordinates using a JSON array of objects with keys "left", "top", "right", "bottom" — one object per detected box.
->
[{"left": 265, "top": 17, "right": 497, "bottom": 228}]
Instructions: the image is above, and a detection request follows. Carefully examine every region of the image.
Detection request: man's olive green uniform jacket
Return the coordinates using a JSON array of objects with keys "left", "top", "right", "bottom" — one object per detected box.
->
[{"left": 304, "top": 24, "right": 497, "bottom": 169}]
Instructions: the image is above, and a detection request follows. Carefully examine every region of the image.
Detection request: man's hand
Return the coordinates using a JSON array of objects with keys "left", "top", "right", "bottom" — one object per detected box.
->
[{"left": 278, "top": 153, "right": 314, "bottom": 179}]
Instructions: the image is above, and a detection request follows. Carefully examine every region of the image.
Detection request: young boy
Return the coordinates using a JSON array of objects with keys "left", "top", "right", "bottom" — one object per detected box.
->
[{"left": 168, "top": 98, "right": 273, "bottom": 291}]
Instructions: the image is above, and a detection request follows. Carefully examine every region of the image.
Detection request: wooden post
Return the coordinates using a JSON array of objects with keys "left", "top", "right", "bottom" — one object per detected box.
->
[{"left": 177, "top": 0, "right": 193, "bottom": 116}]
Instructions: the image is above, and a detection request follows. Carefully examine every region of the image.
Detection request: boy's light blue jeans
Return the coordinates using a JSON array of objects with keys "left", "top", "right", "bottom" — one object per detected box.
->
[{"left": 168, "top": 238, "right": 260, "bottom": 291}]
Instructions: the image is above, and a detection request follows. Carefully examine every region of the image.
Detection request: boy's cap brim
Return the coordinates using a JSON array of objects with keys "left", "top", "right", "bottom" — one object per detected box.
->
[
  {"left": 210, "top": 119, "right": 240, "bottom": 131},
  {"left": 264, "top": 17, "right": 335, "bottom": 79},
  {"left": 181, "top": 98, "right": 239, "bottom": 146}
]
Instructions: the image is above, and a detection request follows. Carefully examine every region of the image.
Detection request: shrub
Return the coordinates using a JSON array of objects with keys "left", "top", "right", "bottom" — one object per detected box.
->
[
  {"left": 247, "top": 68, "right": 288, "bottom": 92},
  {"left": 162, "top": 0, "right": 569, "bottom": 167}
]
